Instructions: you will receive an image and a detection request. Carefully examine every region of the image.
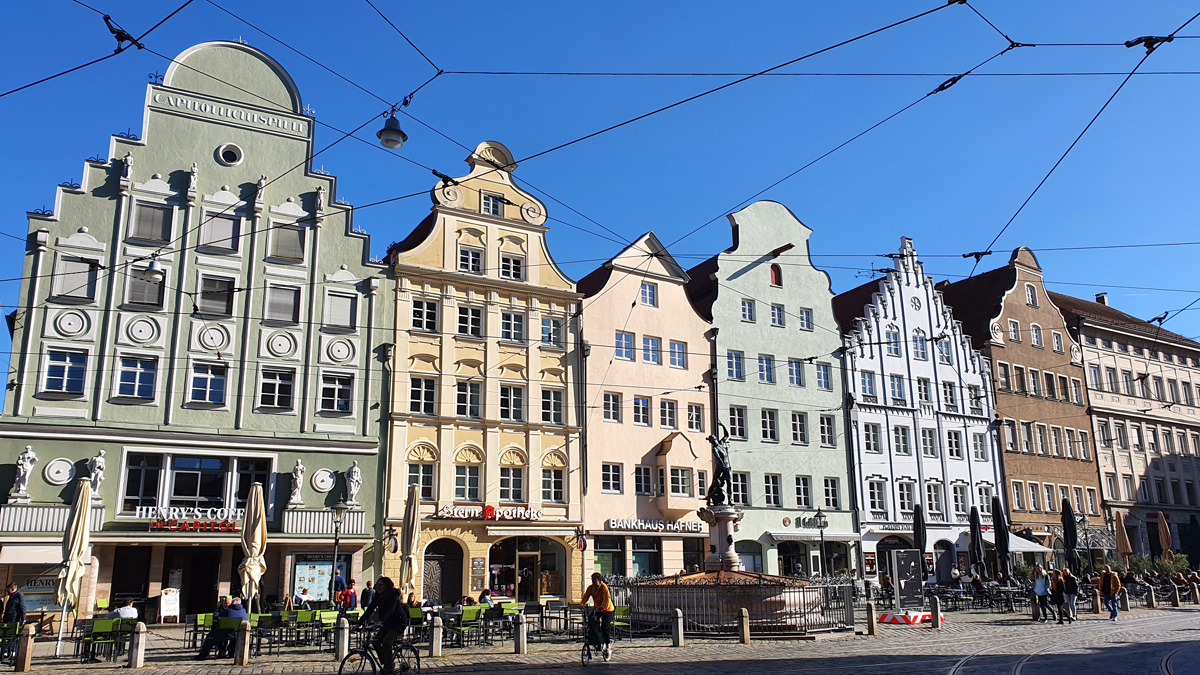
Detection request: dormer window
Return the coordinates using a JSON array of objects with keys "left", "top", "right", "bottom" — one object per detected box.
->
[
  {"left": 770, "top": 264, "right": 783, "bottom": 287},
  {"left": 481, "top": 193, "right": 504, "bottom": 217},
  {"left": 1025, "top": 283, "right": 1038, "bottom": 307}
]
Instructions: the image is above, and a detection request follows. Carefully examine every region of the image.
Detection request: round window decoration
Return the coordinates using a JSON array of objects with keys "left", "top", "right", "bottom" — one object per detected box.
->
[
  {"left": 311, "top": 468, "right": 336, "bottom": 493},
  {"left": 54, "top": 310, "right": 88, "bottom": 338},
  {"left": 126, "top": 317, "right": 160, "bottom": 344},
  {"left": 43, "top": 458, "right": 76, "bottom": 486},
  {"left": 216, "top": 143, "right": 244, "bottom": 167},
  {"left": 326, "top": 338, "right": 354, "bottom": 363},
  {"left": 267, "top": 332, "right": 298, "bottom": 358},
  {"left": 199, "top": 324, "right": 231, "bottom": 351}
]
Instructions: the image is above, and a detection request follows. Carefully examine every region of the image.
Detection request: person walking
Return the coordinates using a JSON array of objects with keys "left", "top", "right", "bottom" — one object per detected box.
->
[
  {"left": 581, "top": 572, "right": 615, "bottom": 661},
  {"left": 1050, "top": 570, "right": 1071, "bottom": 624},
  {"left": 1033, "top": 565, "right": 1055, "bottom": 623},
  {"left": 357, "top": 577, "right": 408, "bottom": 675},
  {"left": 2, "top": 583, "right": 26, "bottom": 625},
  {"left": 338, "top": 579, "right": 358, "bottom": 613},
  {"left": 1100, "top": 564, "right": 1122, "bottom": 622},
  {"left": 360, "top": 580, "right": 375, "bottom": 610},
  {"left": 1061, "top": 569, "right": 1079, "bottom": 622}
]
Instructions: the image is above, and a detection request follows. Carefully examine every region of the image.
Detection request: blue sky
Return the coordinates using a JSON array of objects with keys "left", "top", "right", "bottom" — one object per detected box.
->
[{"left": 6, "top": 0, "right": 1200, "bottom": 368}]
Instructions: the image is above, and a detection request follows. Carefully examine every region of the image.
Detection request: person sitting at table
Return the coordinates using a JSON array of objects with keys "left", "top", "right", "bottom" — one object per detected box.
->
[
  {"left": 293, "top": 587, "right": 314, "bottom": 610},
  {"left": 405, "top": 592, "right": 421, "bottom": 608},
  {"left": 197, "top": 596, "right": 246, "bottom": 660},
  {"left": 107, "top": 598, "right": 138, "bottom": 619},
  {"left": 478, "top": 588, "right": 494, "bottom": 607},
  {"left": 971, "top": 574, "right": 986, "bottom": 593},
  {"left": 455, "top": 595, "right": 476, "bottom": 608}
]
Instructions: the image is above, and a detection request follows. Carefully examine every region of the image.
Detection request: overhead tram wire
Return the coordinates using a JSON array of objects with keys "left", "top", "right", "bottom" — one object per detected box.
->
[
  {"left": 666, "top": 46, "right": 1017, "bottom": 248},
  {"left": 1, "top": 0, "right": 194, "bottom": 100},
  {"left": 967, "top": 9, "right": 1200, "bottom": 276},
  {"left": 362, "top": 0, "right": 441, "bottom": 72}
]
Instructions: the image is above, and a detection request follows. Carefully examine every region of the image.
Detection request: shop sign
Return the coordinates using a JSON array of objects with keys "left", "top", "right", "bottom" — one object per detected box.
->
[
  {"left": 149, "top": 519, "right": 240, "bottom": 533},
  {"left": 133, "top": 506, "right": 246, "bottom": 533},
  {"left": 437, "top": 504, "right": 543, "bottom": 520},
  {"left": 606, "top": 518, "right": 705, "bottom": 533}
]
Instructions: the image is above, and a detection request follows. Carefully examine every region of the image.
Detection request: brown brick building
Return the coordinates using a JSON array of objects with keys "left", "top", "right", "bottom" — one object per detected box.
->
[{"left": 937, "top": 249, "right": 1103, "bottom": 565}]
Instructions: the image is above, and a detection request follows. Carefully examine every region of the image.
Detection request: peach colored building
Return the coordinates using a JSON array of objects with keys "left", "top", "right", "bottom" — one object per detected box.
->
[{"left": 577, "top": 233, "right": 712, "bottom": 578}]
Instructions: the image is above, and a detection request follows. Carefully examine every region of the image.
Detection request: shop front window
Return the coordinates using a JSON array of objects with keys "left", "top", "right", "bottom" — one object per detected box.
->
[
  {"left": 735, "top": 541, "right": 764, "bottom": 573},
  {"left": 123, "top": 453, "right": 162, "bottom": 512},
  {"left": 488, "top": 537, "right": 567, "bottom": 602},
  {"left": 779, "top": 541, "right": 807, "bottom": 577},
  {"left": 631, "top": 537, "right": 662, "bottom": 577},
  {"left": 593, "top": 536, "right": 626, "bottom": 577},
  {"left": 170, "top": 457, "right": 227, "bottom": 508},
  {"left": 683, "top": 538, "right": 705, "bottom": 573},
  {"left": 236, "top": 458, "right": 271, "bottom": 507}
]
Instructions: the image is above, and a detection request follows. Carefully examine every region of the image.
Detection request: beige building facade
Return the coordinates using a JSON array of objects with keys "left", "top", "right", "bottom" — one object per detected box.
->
[
  {"left": 577, "top": 233, "right": 712, "bottom": 578},
  {"left": 384, "top": 142, "right": 584, "bottom": 604}
]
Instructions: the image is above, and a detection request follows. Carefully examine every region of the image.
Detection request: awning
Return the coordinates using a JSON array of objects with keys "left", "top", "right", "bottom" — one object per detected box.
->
[
  {"left": 981, "top": 532, "right": 1053, "bottom": 554},
  {"left": 0, "top": 544, "right": 64, "bottom": 565},
  {"left": 487, "top": 527, "right": 579, "bottom": 538},
  {"left": 770, "top": 532, "right": 860, "bottom": 543}
]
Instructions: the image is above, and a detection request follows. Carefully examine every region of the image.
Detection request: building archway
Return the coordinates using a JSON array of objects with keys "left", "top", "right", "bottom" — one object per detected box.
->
[
  {"left": 423, "top": 538, "right": 464, "bottom": 605},
  {"left": 735, "top": 541, "right": 764, "bottom": 573},
  {"left": 778, "top": 541, "right": 807, "bottom": 576},
  {"left": 933, "top": 540, "right": 955, "bottom": 583},
  {"left": 876, "top": 535, "right": 912, "bottom": 581}
]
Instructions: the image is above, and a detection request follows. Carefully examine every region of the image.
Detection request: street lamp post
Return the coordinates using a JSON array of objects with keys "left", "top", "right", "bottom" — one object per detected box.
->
[
  {"left": 1078, "top": 513, "right": 1091, "bottom": 575},
  {"left": 329, "top": 497, "right": 349, "bottom": 605},
  {"left": 814, "top": 508, "right": 830, "bottom": 577}
]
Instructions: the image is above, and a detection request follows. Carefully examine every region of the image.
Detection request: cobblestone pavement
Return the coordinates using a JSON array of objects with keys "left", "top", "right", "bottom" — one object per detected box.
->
[{"left": 22, "top": 605, "right": 1200, "bottom": 674}]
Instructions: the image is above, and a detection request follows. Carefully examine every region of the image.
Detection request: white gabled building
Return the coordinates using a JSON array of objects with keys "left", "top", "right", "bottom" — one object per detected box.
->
[{"left": 833, "top": 238, "right": 1004, "bottom": 583}]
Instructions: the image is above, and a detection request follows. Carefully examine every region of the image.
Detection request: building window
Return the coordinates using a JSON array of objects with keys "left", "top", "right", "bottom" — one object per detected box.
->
[
  {"left": 199, "top": 213, "right": 239, "bottom": 252},
  {"left": 1051, "top": 427, "right": 1064, "bottom": 456},
  {"left": 116, "top": 357, "right": 156, "bottom": 399},
  {"left": 688, "top": 404, "right": 704, "bottom": 432},
  {"left": 791, "top": 412, "right": 808, "bottom": 444},
  {"left": 868, "top": 481, "right": 887, "bottom": 511},
  {"left": 788, "top": 359, "right": 805, "bottom": 387},
  {"left": 602, "top": 464, "right": 623, "bottom": 493},
  {"left": 481, "top": 193, "right": 503, "bottom": 217},
  {"left": 942, "top": 382, "right": 958, "bottom": 412},
  {"left": 937, "top": 340, "right": 952, "bottom": 365},
  {"left": 1008, "top": 320, "right": 1021, "bottom": 342},
  {"left": 917, "top": 378, "right": 932, "bottom": 402},
  {"left": 615, "top": 331, "right": 634, "bottom": 360},
  {"left": 1025, "top": 283, "right": 1038, "bottom": 306},
  {"left": 130, "top": 203, "right": 172, "bottom": 242},
  {"left": 195, "top": 276, "right": 234, "bottom": 316},
  {"left": 270, "top": 226, "right": 305, "bottom": 261},
  {"left": 54, "top": 255, "right": 99, "bottom": 301},
  {"left": 126, "top": 268, "right": 165, "bottom": 308},
  {"left": 973, "top": 433, "right": 987, "bottom": 461},
  {"left": 409, "top": 464, "right": 435, "bottom": 501},
  {"left": 1044, "top": 485, "right": 1057, "bottom": 512},
  {"left": 190, "top": 363, "right": 227, "bottom": 404},
  {"left": 633, "top": 396, "right": 651, "bottom": 426},
  {"left": 500, "top": 312, "right": 525, "bottom": 342},
  {"left": 412, "top": 299, "right": 438, "bottom": 332},
  {"left": 660, "top": 399, "right": 678, "bottom": 429},
  {"left": 409, "top": 377, "right": 436, "bottom": 415},
  {"left": 771, "top": 304, "right": 786, "bottom": 327},
  {"left": 1086, "top": 488, "right": 1098, "bottom": 514},
  {"left": 731, "top": 473, "right": 749, "bottom": 505},
  {"left": 1052, "top": 332, "right": 1064, "bottom": 353},
  {"left": 764, "top": 474, "right": 781, "bottom": 507},
  {"left": 1028, "top": 484, "right": 1041, "bottom": 511},
  {"left": 921, "top": 428, "right": 938, "bottom": 457},
  {"left": 455, "top": 465, "right": 481, "bottom": 501},
  {"left": 977, "top": 486, "right": 993, "bottom": 512},
  {"left": 741, "top": 299, "right": 756, "bottom": 322},
  {"left": 458, "top": 247, "right": 483, "bottom": 274},
  {"left": 634, "top": 466, "right": 653, "bottom": 495},
  {"left": 863, "top": 423, "right": 882, "bottom": 453},
  {"left": 1012, "top": 481, "right": 1025, "bottom": 510},
  {"left": 758, "top": 355, "right": 776, "bottom": 384},
  {"left": 953, "top": 485, "right": 969, "bottom": 515},
  {"left": 730, "top": 407, "right": 747, "bottom": 438},
  {"left": 170, "top": 456, "right": 227, "bottom": 508},
  {"left": 639, "top": 282, "right": 657, "bottom": 307},
  {"left": 44, "top": 349, "right": 86, "bottom": 394},
  {"left": 894, "top": 426, "right": 911, "bottom": 455},
  {"left": 912, "top": 331, "right": 928, "bottom": 360},
  {"left": 761, "top": 409, "right": 778, "bottom": 441},
  {"left": 968, "top": 385, "right": 984, "bottom": 414},
  {"left": 122, "top": 453, "right": 162, "bottom": 512},
  {"left": 890, "top": 375, "right": 906, "bottom": 405},
  {"left": 541, "top": 389, "right": 564, "bottom": 425},
  {"left": 860, "top": 371, "right": 877, "bottom": 402},
  {"left": 264, "top": 285, "right": 300, "bottom": 323},
  {"left": 998, "top": 363, "right": 1011, "bottom": 390},
  {"left": 824, "top": 478, "right": 840, "bottom": 509},
  {"left": 542, "top": 469, "right": 564, "bottom": 503},
  {"left": 603, "top": 393, "right": 621, "bottom": 422},
  {"left": 796, "top": 308, "right": 814, "bottom": 331},
  {"left": 820, "top": 415, "right": 836, "bottom": 446},
  {"left": 234, "top": 458, "right": 270, "bottom": 507},
  {"left": 671, "top": 468, "right": 693, "bottom": 497},
  {"left": 499, "top": 255, "right": 524, "bottom": 281},
  {"left": 816, "top": 363, "right": 832, "bottom": 390},
  {"left": 947, "top": 431, "right": 963, "bottom": 459},
  {"left": 541, "top": 317, "right": 564, "bottom": 348},
  {"left": 885, "top": 329, "right": 902, "bottom": 356},
  {"left": 898, "top": 483, "right": 915, "bottom": 512},
  {"left": 727, "top": 351, "right": 745, "bottom": 380},
  {"left": 457, "top": 306, "right": 483, "bottom": 337},
  {"left": 325, "top": 293, "right": 357, "bottom": 329},
  {"left": 500, "top": 385, "right": 524, "bottom": 421},
  {"left": 320, "top": 374, "right": 353, "bottom": 413},
  {"left": 669, "top": 341, "right": 687, "bottom": 368},
  {"left": 499, "top": 466, "right": 524, "bottom": 502},
  {"left": 642, "top": 336, "right": 662, "bottom": 364},
  {"left": 925, "top": 483, "right": 942, "bottom": 514},
  {"left": 770, "top": 264, "right": 782, "bottom": 286},
  {"left": 795, "top": 475, "right": 812, "bottom": 507}
]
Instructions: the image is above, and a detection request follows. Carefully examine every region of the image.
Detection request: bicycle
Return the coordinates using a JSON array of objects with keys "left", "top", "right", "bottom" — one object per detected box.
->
[
  {"left": 580, "top": 608, "right": 609, "bottom": 667},
  {"left": 338, "top": 624, "right": 420, "bottom": 675}
]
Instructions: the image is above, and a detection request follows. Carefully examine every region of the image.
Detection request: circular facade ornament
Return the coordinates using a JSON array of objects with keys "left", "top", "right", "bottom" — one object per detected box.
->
[
  {"left": 782, "top": 517, "right": 792, "bottom": 527},
  {"left": 199, "top": 324, "right": 230, "bottom": 351},
  {"left": 311, "top": 468, "right": 336, "bottom": 493},
  {"left": 520, "top": 202, "right": 545, "bottom": 225},
  {"left": 438, "top": 185, "right": 463, "bottom": 208},
  {"left": 267, "top": 332, "right": 298, "bottom": 358},
  {"left": 990, "top": 322, "right": 1003, "bottom": 341},
  {"left": 1071, "top": 345, "right": 1082, "bottom": 363},
  {"left": 54, "top": 310, "right": 88, "bottom": 338},
  {"left": 43, "top": 458, "right": 76, "bottom": 486},
  {"left": 326, "top": 338, "right": 354, "bottom": 363},
  {"left": 126, "top": 317, "right": 159, "bottom": 344},
  {"left": 910, "top": 296, "right": 921, "bottom": 311}
]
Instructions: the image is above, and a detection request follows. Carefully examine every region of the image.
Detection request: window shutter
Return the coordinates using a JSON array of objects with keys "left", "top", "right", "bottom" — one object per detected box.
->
[
  {"left": 56, "top": 258, "right": 96, "bottom": 299},
  {"left": 272, "top": 227, "right": 305, "bottom": 259},
  {"left": 201, "top": 214, "right": 239, "bottom": 250},
  {"left": 266, "top": 286, "right": 300, "bottom": 322},
  {"left": 197, "top": 277, "right": 234, "bottom": 315},
  {"left": 132, "top": 204, "right": 171, "bottom": 241},
  {"left": 326, "top": 293, "right": 355, "bottom": 328},
  {"left": 127, "top": 270, "right": 163, "bottom": 306}
]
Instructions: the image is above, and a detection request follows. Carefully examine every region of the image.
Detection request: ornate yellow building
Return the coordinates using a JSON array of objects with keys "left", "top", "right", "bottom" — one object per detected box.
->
[{"left": 384, "top": 142, "right": 583, "bottom": 603}]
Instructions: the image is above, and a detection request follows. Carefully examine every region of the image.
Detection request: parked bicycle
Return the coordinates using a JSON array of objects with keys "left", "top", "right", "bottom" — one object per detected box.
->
[{"left": 338, "top": 624, "right": 420, "bottom": 675}]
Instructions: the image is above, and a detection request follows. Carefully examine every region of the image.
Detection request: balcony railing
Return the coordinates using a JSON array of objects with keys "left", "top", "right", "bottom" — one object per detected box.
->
[
  {"left": 0, "top": 503, "right": 105, "bottom": 533},
  {"left": 282, "top": 508, "right": 365, "bottom": 535}
]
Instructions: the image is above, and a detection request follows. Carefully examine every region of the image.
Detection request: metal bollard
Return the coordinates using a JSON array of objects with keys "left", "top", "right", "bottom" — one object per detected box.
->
[
  {"left": 1092, "top": 589, "right": 1101, "bottom": 614},
  {"left": 14, "top": 624, "right": 35, "bottom": 672},
  {"left": 335, "top": 617, "right": 350, "bottom": 662},
  {"left": 513, "top": 614, "right": 528, "bottom": 655},
  {"left": 1119, "top": 588, "right": 1130, "bottom": 612},
  {"left": 233, "top": 619, "right": 251, "bottom": 666},
  {"left": 929, "top": 595, "right": 941, "bottom": 630},
  {"left": 843, "top": 586, "right": 856, "bottom": 629},
  {"left": 128, "top": 621, "right": 147, "bottom": 669},
  {"left": 671, "top": 609, "right": 684, "bottom": 647},
  {"left": 738, "top": 607, "right": 751, "bottom": 644},
  {"left": 1147, "top": 588, "right": 1157, "bottom": 609},
  {"left": 1171, "top": 586, "right": 1181, "bottom": 607},
  {"left": 865, "top": 601, "right": 877, "bottom": 637},
  {"left": 430, "top": 617, "right": 443, "bottom": 658}
]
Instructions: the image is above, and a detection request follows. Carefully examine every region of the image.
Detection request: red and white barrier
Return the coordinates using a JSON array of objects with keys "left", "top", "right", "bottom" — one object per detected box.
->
[{"left": 877, "top": 612, "right": 945, "bottom": 625}]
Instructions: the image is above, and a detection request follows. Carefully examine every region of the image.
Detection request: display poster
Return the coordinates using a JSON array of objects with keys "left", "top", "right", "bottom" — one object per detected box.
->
[
  {"left": 293, "top": 553, "right": 350, "bottom": 602},
  {"left": 892, "top": 549, "right": 924, "bottom": 611},
  {"left": 15, "top": 571, "right": 61, "bottom": 612},
  {"left": 159, "top": 588, "right": 180, "bottom": 620},
  {"left": 168, "top": 568, "right": 183, "bottom": 590},
  {"left": 863, "top": 552, "right": 877, "bottom": 575}
]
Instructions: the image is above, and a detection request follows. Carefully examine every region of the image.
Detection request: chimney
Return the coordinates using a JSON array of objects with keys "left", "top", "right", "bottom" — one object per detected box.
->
[{"left": 1095, "top": 292, "right": 1108, "bottom": 306}]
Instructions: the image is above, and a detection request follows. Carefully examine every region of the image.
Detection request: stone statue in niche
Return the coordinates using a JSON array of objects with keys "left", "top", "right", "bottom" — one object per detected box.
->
[
  {"left": 88, "top": 449, "right": 106, "bottom": 500},
  {"left": 189, "top": 162, "right": 198, "bottom": 191},
  {"left": 289, "top": 459, "right": 305, "bottom": 506},
  {"left": 315, "top": 185, "right": 326, "bottom": 213},
  {"left": 11, "top": 446, "right": 37, "bottom": 502},
  {"left": 121, "top": 152, "right": 133, "bottom": 179},
  {"left": 345, "top": 461, "right": 362, "bottom": 505}
]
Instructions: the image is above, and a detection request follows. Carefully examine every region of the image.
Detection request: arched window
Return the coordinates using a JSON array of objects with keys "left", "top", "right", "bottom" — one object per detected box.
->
[
  {"left": 1025, "top": 283, "right": 1038, "bottom": 307},
  {"left": 769, "top": 264, "right": 783, "bottom": 287}
]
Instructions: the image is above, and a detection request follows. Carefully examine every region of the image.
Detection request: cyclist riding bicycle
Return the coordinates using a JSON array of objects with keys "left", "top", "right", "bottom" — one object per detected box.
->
[
  {"left": 357, "top": 576, "right": 409, "bottom": 674},
  {"left": 581, "top": 572, "right": 615, "bottom": 661}
]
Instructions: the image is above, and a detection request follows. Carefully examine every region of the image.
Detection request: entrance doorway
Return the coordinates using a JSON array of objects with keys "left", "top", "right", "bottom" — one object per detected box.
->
[
  {"left": 933, "top": 541, "right": 954, "bottom": 583},
  {"left": 112, "top": 547, "right": 152, "bottom": 618},
  {"left": 778, "top": 541, "right": 806, "bottom": 577},
  {"left": 163, "top": 546, "right": 221, "bottom": 616},
  {"left": 517, "top": 554, "right": 539, "bottom": 602},
  {"left": 876, "top": 535, "right": 912, "bottom": 581},
  {"left": 422, "top": 539, "right": 464, "bottom": 605}
]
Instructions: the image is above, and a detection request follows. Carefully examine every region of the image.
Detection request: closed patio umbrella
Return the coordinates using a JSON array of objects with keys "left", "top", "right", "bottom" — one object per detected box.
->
[
  {"left": 912, "top": 504, "right": 928, "bottom": 580},
  {"left": 398, "top": 482, "right": 422, "bottom": 596},
  {"left": 968, "top": 506, "right": 985, "bottom": 575},
  {"left": 1114, "top": 511, "right": 1133, "bottom": 565},
  {"left": 1061, "top": 498, "right": 1079, "bottom": 574},
  {"left": 55, "top": 478, "right": 91, "bottom": 657},
  {"left": 992, "top": 496, "right": 1012, "bottom": 584},
  {"left": 1158, "top": 512, "right": 1174, "bottom": 562},
  {"left": 238, "top": 482, "right": 268, "bottom": 614}
]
